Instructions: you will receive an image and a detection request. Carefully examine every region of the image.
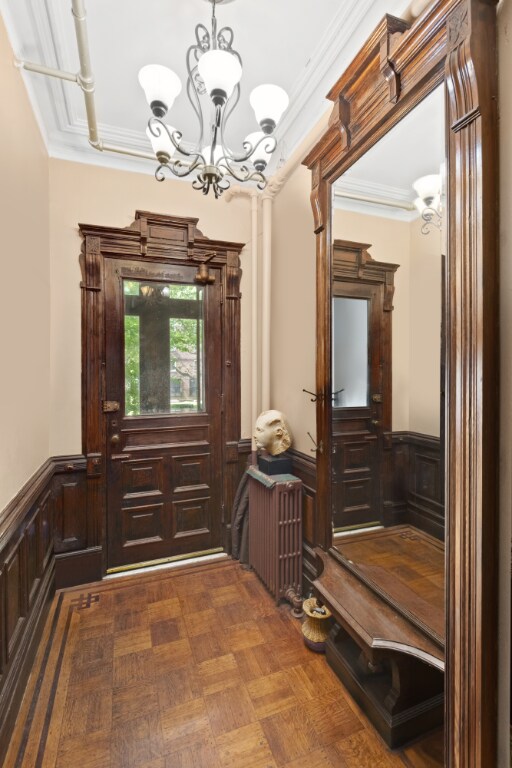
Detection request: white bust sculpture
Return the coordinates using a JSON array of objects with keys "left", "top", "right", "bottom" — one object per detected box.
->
[{"left": 253, "top": 410, "right": 292, "bottom": 456}]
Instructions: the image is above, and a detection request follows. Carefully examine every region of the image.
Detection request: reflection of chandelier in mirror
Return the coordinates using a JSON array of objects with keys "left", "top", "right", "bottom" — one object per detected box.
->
[
  {"left": 138, "top": 0, "right": 289, "bottom": 198},
  {"left": 412, "top": 173, "right": 443, "bottom": 234}
]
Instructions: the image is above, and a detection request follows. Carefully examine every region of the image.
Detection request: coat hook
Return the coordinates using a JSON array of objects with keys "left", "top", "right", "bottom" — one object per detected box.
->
[
  {"left": 307, "top": 432, "right": 317, "bottom": 451},
  {"left": 307, "top": 432, "right": 323, "bottom": 454},
  {"left": 302, "top": 388, "right": 325, "bottom": 403}
]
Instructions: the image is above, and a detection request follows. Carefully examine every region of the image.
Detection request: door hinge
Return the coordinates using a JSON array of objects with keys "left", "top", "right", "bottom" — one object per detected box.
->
[{"left": 103, "top": 400, "right": 120, "bottom": 413}]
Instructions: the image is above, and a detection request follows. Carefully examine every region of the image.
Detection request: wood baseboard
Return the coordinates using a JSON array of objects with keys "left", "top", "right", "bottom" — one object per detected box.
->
[{"left": 55, "top": 547, "right": 103, "bottom": 589}]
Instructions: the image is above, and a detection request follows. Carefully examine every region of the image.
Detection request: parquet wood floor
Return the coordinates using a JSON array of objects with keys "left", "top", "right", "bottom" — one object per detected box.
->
[{"left": 5, "top": 560, "right": 444, "bottom": 767}]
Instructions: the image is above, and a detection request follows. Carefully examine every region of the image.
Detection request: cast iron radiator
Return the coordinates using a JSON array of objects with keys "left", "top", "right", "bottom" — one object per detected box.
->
[{"left": 247, "top": 466, "right": 302, "bottom": 603}]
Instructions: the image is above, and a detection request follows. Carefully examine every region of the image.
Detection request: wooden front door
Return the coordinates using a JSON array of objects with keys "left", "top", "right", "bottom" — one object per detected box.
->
[
  {"left": 331, "top": 280, "right": 385, "bottom": 531},
  {"left": 104, "top": 258, "right": 222, "bottom": 569}
]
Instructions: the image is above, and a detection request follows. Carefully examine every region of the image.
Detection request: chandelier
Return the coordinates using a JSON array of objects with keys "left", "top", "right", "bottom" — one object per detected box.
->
[
  {"left": 138, "top": 0, "right": 289, "bottom": 198},
  {"left": 412, "top": 173, "right": 443, "bottom": 234}
]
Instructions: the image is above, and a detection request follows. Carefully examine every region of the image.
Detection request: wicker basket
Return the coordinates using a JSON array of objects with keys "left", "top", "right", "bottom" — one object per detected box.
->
[{"left": 301, "top": 597, "right": 332, "bottom": 653}]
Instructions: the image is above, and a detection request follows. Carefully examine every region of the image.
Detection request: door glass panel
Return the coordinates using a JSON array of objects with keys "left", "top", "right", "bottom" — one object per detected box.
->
[
  {"left": 332, "top": 297, "right": 369, "bottom": 408},
  {"left": 123, "top": 280, "right": 205, "bottom": 415}
]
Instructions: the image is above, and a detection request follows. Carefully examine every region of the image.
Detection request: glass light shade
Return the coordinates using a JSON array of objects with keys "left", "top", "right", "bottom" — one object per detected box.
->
[
  {"left": 197, "top": 50, "right": 242, "bottom": 99},
  {"left": 245, "top": 132, "right": 275, "bottom": 167},
  {"left": 413, "top": 197, "right": 427, "bottom": 214},
  {"left": 146, "top": 124, "right": 176, "bottom": 158},
  {"left": 412, "top": 174, "right": 441, "bottom": 203},
  {"left": 138, "top": 65, "right": 182, "bottom": 112},
  {"left": 250, "top": 84, "right": 289, "bottom": 127}
]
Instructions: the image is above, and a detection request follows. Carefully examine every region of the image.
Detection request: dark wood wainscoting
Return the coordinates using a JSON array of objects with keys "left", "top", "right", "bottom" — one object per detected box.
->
[
  {"left": 289, "top": 449, "right": 317, "bottom": 596},
  {"left": 0, "top": 460, "right": 55, "bottom": 763},
  {"left": 0, "top": 453, "right": 103, "bottom": 762},
  {"left": 52, "top": 456, "right": 102, "bottom": 589},
  {"left": 389, "top": 432, "right": 444, "bottom": 541}
]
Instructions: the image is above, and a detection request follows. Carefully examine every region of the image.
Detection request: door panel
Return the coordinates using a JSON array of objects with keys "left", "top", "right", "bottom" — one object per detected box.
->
[
  {"left": 332, "top": 282, "right": 383, "bottom": 530},
  {"left": 104, "top": 259, "right": 222, "bottom": 569}
]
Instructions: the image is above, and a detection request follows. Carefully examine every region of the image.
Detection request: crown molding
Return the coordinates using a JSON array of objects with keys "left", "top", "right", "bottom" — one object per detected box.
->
[
  {"left": 333, "top": 177, "right": 418, "bottom": 221},
  {"left": 3, "top": 0, "right": 412, "bottom": 173}
]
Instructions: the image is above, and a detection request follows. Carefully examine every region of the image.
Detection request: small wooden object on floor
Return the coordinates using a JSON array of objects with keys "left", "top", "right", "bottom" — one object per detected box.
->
[{"left": 302, "top": 598, "right": 332, "bottom": 653}]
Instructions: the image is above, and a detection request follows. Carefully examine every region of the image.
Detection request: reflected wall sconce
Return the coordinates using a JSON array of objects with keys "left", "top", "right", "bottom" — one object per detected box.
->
[
  {"left": 412, "top": 173, "right": 443, "bottom": 234},
  {"left": 139, "top": 0, "right": 289, "bottom": 198}
]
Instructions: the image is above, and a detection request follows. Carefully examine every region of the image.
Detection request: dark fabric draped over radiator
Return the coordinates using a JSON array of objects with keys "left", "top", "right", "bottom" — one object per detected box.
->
[{"left": 231, "top": 470, "right": 250, "bottom": 564}]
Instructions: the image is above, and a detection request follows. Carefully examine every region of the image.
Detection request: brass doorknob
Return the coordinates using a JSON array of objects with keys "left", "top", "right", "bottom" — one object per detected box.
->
[
  {"left": 371, "top": 420, "right": 381, "bottom": 427},
  {"left": 111, "top": 433, "right": 121, "bottom": 445}
]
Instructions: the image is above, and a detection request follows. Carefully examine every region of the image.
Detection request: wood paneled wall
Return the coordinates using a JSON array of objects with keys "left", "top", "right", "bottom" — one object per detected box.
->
[
  {"left": 289, "top": 434, "right": 443, "bottom": 596},
  {"left": 0, "top": 455, "right": 89, "bottom": 763},
  {"left": 389, "top": 432, "right": 444, "bottom": 540},
  {"left": 289, "top": 449, "right": 317, "bottom": 596}
]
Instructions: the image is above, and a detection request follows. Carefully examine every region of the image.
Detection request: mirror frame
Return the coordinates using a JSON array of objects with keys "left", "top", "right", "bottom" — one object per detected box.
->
[{"left": 303, "top": 1, "right": 498, "bottom": 765}]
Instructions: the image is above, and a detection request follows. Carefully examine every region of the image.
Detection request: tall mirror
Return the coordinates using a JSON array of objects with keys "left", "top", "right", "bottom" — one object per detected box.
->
[
  {"left": 304, "top": 2, "right": 498, "bottom": 762},
  {"left": 330, "top": 85, "right": 446, "bottom": 648}
]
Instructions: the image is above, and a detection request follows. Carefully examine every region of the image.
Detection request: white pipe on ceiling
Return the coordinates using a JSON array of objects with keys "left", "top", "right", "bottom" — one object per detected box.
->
[
  {"left": 16, "top": 0, "right": 157, "bottom": 164},
  {"left": 261, "top": 194, "right": 272, "bottom": 412},
  {"left": 251, "top": 192, "right": 260, "bottom": 454}
]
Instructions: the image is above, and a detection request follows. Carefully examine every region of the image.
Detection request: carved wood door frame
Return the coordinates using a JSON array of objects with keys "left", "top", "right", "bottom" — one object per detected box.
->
[
  {"left": 304, "top": 1, "right": 499, "bottom": 765},
  {"left": 79, "top": 211, "right": 244, "bottom": 573},
  {"left": 331, "top": 239, "right": 399, "bottom": 532}
]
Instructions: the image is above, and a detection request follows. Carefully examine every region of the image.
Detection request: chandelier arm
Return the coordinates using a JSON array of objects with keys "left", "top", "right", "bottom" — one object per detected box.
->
[
  {"left": 147, "top": 118, "right": 204, "bottom": 161},
  {"left": 421, "top": 206, "right": 442, "bottom": 234},
  {"left": 186, "top": 77, "right": 206, "bottom": 152},
  {"left": 219, "top": 131, "right": 277, "bottom": 165},
  {"left": 240, "top": 133, "right": 277, "bottom": 164},
  {"left": 218, "top": 83, "right": 241, "bottom": 156},
  {"left": 169, "top": 152, "right": 206, "bottom": 176},
  {"left": 187, "top": 41, "right": 207, "bottom": 99},
  {"left": 216, "top": 26, "right": 235, "bottom": 52},
  {"left": 217, "top": 154, "right": 267, "bottom": 189},
  {"left": 194, "top": 23, "right": 211, "bottom": 52}
]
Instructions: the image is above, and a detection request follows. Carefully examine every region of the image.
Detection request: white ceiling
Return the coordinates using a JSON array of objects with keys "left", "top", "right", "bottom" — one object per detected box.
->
[
  {"left": 335, "top": 85, "right": 446, "bottom": 219},
  {"left": 1, "top": 0, "right": 412, "bottom": 176}
]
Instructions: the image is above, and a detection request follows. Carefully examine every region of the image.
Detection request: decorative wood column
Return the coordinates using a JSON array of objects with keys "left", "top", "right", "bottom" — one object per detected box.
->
[{"left": 444, "top": 2, "right": 499, "bottom": 765}]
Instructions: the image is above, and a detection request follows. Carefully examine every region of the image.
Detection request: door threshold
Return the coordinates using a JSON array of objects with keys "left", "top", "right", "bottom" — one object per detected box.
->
[
  {"left": 105, "top": 550, "right": 227, "bottom": 579},
  {"left": 333, "top": 525, "right": 383, "bottom": 539}
]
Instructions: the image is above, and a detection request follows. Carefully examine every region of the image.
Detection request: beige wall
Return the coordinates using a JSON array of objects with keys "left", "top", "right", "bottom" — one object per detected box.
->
[
  {"left": 48, "top": 160, "right": 253, "bottom": 455},
  {"left": 408, "top": 218, "right": 442, "bottom": 437},
  {"left": 270, "top": 165, "right": 316, "bottom": 454},
  {"left": 0, "top": 17, "right": 50, "bottom": 510}
]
